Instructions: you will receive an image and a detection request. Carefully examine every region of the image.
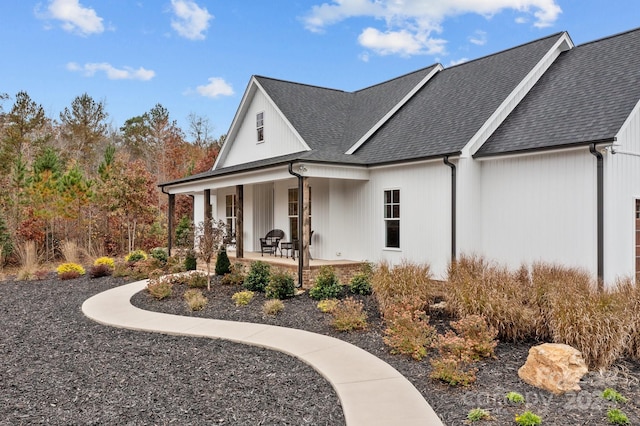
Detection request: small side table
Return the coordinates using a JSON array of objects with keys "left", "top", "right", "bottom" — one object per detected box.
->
[{"left": 280, "top": 241, "right": 297, "bottom": 260}]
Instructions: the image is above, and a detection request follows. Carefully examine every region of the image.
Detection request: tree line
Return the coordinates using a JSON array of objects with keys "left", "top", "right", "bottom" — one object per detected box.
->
[{"left": 0, "top": 91, "right": 223, "bottom": 264}]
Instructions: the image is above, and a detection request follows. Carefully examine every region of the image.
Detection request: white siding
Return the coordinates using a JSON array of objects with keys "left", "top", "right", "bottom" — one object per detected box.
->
[
  {"left": 221, "top": 90, "right": 308, "bottom": 167},
  {"left": 479, "top": 150, "right": 597, "bottom": 275},
  {"left": 605, "top": 102, "right": 640, "bottom": 282}
]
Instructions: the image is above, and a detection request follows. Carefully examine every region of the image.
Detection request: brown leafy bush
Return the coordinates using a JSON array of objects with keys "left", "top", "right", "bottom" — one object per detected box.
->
[
  {"left": 331, "top": 297, "right": 367, "bottom": 332},
  {"left": 184, "top": 289, "right": 207, "bottom": 311},
  {"left": 383, "top": 302, "right": 436, "bottom": 360},
  {"left": 89, "top": 263, "right": 113, "bottom": 278},
  {"left": 146, "top": 278, "right": 173, "bottom": 300},
  {"left": 450, "top": 315, "right": 498, "bottom": 360},
  {"left": 221, "top": 263, "right": 246, "bottom": 285}
]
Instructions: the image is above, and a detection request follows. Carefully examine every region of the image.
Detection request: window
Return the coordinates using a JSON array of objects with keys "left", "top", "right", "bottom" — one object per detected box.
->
[
  {"left": 225, "top": 194, "right": 236, "bottom": 236},
  {"left": 288, "top": 187, "right": 311, "bottom": 241},
  {"left": 256, "top": 112, "right": 264, "bottom": 142},
  {"left": 384, "top": 189, "right": 400, "bottom": 248}
]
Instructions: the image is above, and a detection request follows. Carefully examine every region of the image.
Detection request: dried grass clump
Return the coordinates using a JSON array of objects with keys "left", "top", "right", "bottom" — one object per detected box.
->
[
  {"left": 446, "top": 255, "right": 537, "bottom": 342},
  {"left": 184, "top": 289, "right": 207, "bottom": 311},
  {"left": 331, "top": 297, "right": 368, "bottom": 332},
  {"left": 263, "top": 299, "right": 284, "bottom": 316},
  {"left": 16, "top": 240, "right": 39, "bottom": 280},
  {"left": 60, "top": 240, "right": 80, "bottom": 264},
  {"left": 372, "top": 260, "right": 435, "bottom": 315},
  {"left": 146, "top": 277, "right": 173, "bottom": 300}
]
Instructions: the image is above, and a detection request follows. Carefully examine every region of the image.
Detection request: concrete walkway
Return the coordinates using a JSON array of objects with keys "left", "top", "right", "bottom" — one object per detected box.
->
[{"left": 82, "top": 280, "right": 444, "bottom": 426}]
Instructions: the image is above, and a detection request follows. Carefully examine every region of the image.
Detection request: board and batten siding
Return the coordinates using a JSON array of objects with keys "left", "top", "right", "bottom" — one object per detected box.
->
[
  {"left": 221, "top": 89, "right": 308, "bottom": 168},
  {"left": 605, "top": 101, "right": 640, "bottom": 282},
  {"left": 362, "top": 162, "right": 452, "bottom": 279},
  {"left": 478, "top": 149, "right": 597, "bottom": 275}
]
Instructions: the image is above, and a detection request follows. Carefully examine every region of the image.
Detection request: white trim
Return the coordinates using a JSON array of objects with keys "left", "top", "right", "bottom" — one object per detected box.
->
[
  {"left": 474, "top": 143, "right": 612, "bottom": 161},
  {"left": 462, "top": 33, "right": 574, "bottom": 157},
  {"left": 345, "top": 64, "right": 443, "bottom": 155}
]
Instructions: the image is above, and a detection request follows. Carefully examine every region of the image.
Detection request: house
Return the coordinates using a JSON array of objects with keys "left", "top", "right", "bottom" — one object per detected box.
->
[{"left": 160, "top": 27, "right": 640, "bottom": 287}]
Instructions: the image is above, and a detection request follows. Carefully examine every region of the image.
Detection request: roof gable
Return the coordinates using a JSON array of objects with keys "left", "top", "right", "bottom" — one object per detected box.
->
[
  {"left": 350, "top": 32, "right": 567, "bottom": 164},
  {"left": 477, "top": 27, "right": 640, "bottom": 157}
]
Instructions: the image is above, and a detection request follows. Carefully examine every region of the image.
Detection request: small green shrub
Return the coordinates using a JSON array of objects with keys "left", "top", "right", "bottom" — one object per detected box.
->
[
  {"left": 265, "top": 271, "right": 295, "bottom": 300},
  {"left": 467, "top": 408, "right": 491, "bottom": 422},
  {"left": 184, "top": 289, "right": 207, "bottom": 311},
  {"left": 187, "top": 271, "right": 209, "bottom": 288},
  {"left": 383, "top": 303, "right": 436, "bottom": 360},
  {"left": 607, "top": 408, "right": 630, "bottom": 425},
  {"left": 244, "top": 261, "right": 271, "bottom": 292},
  {"left": 506, "top": 392, "right": 525, "bottom": 404},
  {"left": 215, "top": 248, "right": 231, "bottom": 275},
  {"left": 146, "top": 278, "right": 173, "bottom": 300},
  {"left": 125, "top": 249, "right": 148, "bottom": 263},
  {"left": 263, "top": 299, "right": 285, "bottom": 316},
  {"left": 94, "top": 256, "right": 115, "bottom": 268},
  {"left": 309, "top": 266, "right": 342, "bottom": 300},
  {"left": 349, "top": 272, "right": 372, "bottom": 295},
  {"left": 331, "top": 297, "right": 367, "bottom": 332},
  {"left": 317, "top": 299, "right": 340, "bottom": 313},
  {"left": 149, "top": 248, "right": 168, "bottom": 265},
  {"left": 602, "top": 388, "right": 628, "bottom": 404},
  {"left": 184, "top": 250, "right": 197, "bottom": 271},
  {"left": 232, "top": 290, "right": 255, "bottom": 306},
  {"left": 56, "top": 262, "right": 86, "bottom": 280},
  {"left": 221, "top": 263, "right": 246, "bottom": 285},
  {"left": 515, "top": 410, "right": 542, "bottom": 426}
]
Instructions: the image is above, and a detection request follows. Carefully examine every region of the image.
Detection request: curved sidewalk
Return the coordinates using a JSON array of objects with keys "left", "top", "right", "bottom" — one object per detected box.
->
[{"left": 82, "top": 280, "right": 444, "bottom": 426}]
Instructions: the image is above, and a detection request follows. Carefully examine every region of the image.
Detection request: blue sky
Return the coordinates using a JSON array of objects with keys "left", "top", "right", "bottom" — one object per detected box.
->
[{"left": 1, "top": 0, "right": 638, "bottom": 140}]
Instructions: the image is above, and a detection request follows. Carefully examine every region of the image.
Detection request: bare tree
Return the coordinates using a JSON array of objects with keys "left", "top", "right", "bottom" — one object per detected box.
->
[{"left": 196, "top": 218, "right": 226, "bottom": 290}]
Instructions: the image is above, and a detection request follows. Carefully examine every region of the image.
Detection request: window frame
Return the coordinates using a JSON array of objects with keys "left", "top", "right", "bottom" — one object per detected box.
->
[
  {"left": 288, "top": 187, "right": 311, "bottom": 242},
  {"left": 383, "top": 188, "right": 400, "bottom": 249},
  {"left": 225, "top": 194, "right": 236, "bottom": 237},
  {"left": 256, "top": 111, "right": 264, "bottom": 143}
]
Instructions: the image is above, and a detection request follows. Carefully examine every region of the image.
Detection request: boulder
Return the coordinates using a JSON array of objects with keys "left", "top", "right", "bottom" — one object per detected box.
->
[{"left": 518, "top": 343, "right": 588, "bottom": 395}]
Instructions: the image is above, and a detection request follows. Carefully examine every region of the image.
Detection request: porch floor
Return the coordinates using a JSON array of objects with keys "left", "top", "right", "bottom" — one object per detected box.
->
[{"left": 225, "top": 248, "right": 363, "bottom": 268}]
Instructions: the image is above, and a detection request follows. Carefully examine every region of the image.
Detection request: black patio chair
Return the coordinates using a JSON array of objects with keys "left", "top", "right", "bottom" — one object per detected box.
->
[{"left": 260, "top": 229, "right": 284, "bottom": 256}]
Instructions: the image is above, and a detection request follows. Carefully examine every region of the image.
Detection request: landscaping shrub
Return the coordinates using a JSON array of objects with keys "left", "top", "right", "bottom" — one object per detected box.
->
[
  {"left": 244, "top": 261, "right": 271, "bottom": 292},
  {"left": 348, "top": 272, "right": 372, "bottom": 295},
  {"left": 317, "top": 298, "right": 340, "bottom": 313},
  {"left": 309, "top": 266, "right": 342, "bottom": 300},
  {"left": 125, "top": 249, "right": 147, "bottom": 263},
  {"left": 89, "top": 263, "right": 113, "bottom": 278},
  {"left": 450, "top": 315, "right": 498, "bottom": 360},
  {"left": 265, "top": 271, "right": 295, "bottom": 300},
  {"left": 215, "top": 248, "right": 231, "bottom": 275},
  {"left": 184, "top": 250, "right": 197, "bottom": 271},
  {"left": 56, "top": 262, "right": 86, "bottom": 280},
  {"left": 602, "top": 388, "right": 628, "bottom": 404},
  {"left": 506, "top": 392, "right": 525, "bottom": 404},
  {"left": 221, "top": 263, "right": 246, "bottom": 285},
  {"left": 263, "top": 299, "right": 285, "bottom": 316},
  {"left": 146, "top": 277, "right": 173, "bottom": 300},
  {"left": 383, "top": 302, "right": 436, "bottom": 360},
  {"left": 331, "top": 297, "right": 368, "bottom": 332},
  {"left": 515, "top": 410, "right": 542, "bottom": 426},
  {"left": 607, "top": 408, "right": 630, "bottom": 425},
  {"left": 187, "top": 271, "right": 209, "bottom": 288},
  {"left": 232, "top": 290, "right": 254, "bottom": 306},
  {"left": 94, "top": 256, "right": 115, "bottom": 269},
  {"left": 466, "top": 408, "right": 491, "bottom": 422},
  {"left": 372, "top": 261, "right": 434, "bottom": 315},
  {"left": 149, "top": 248, "right": 168, "bottom": 265},
  {"left": 184, "top": 289, "right": 207, "bottom": 311},
  {"left": 429, "top": 355, "right": 477, "bottom": 387}
]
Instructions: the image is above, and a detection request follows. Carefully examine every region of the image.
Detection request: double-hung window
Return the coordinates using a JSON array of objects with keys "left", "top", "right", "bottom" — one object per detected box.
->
[
  {"left": 225, "top": 194, "right": 236, "bottom": 237},
  {"left": 256, "top": 112, "right": 264, "bottom": 142},
  {"left": 288, "top": 187, "right": 311, "bottom": 241},
  {"left": 384, "top": 189, "right": 400, "bottom": 248}
]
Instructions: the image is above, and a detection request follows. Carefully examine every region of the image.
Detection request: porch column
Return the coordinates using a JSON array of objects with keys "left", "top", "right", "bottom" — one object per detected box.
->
[
  {"left": 167, "top": 193, "right": 175, "bottom": 256},
  {"left": 204, "top": 189, "right": 212, "bottom": 221},
  {"left": 302, "top": 177, "right": 310, "bottom": 269},
  {"left": 236, "top": 185, "right": 244, "bottom": 258}
]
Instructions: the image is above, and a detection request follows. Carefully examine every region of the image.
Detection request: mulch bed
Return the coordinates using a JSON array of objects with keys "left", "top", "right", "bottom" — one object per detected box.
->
[
  {"left": 0, "top": 275, "right": 343, "bottom": 425},
  {"left": 131, "top": 278, "right": 640, "bottom": 426}
]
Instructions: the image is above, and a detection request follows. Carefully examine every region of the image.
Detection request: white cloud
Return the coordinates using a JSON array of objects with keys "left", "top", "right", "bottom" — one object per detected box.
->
[
  {"left": 170, "top": 0, "right": 213, "bottom": 40},
  {"left": 41, "top": 0, "right": 104, "bottom": 36},
  {"left": 448, "top": 57, "right": 469, "bottom": 67},
  {"left": 469, "top": 30, "right": 487, "bottom": 46},
  {"left": 195, "top": 77, "right": 234, "bottom": 98},
  {"left": 303, "top": 0, "right": 561, "bottom": 57},
  {"left": 67, "top": 62, "right": 155, "bottom": 80}
]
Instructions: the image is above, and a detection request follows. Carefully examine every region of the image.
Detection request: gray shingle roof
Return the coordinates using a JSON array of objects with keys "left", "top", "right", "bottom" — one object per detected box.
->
[
  {"left": 352, "top": 33, "right": 566, "bottom": 163},
  {"left": 476, "top": 27, "right": 640, "bottom": 157}
]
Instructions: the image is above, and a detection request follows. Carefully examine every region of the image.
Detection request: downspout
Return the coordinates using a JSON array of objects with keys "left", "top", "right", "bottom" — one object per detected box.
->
[
  {"left": 288, "top": 163, "right": 304, "bottom": 288},
  {"left": 589, "top": 143, "right": 604, "bottom": 287},
  {"left": 443, "top": 156, "right": 456, "bottom": 262}
]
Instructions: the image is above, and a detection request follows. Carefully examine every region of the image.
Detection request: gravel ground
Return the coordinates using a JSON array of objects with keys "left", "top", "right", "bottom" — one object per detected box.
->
[
  {"left": 132, "top": 278, "right": 640, "bottom": 426},
  {"left": 3, "top": 273, "right": 639, "bottom": 426},
  {"left": 0, "top": 275, "right": 344, "bottom": 425}
]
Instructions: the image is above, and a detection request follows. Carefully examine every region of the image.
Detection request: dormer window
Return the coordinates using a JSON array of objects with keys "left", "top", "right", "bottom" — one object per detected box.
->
[{"left": 256, "top": 112, "right": 264, "bottom": 142}]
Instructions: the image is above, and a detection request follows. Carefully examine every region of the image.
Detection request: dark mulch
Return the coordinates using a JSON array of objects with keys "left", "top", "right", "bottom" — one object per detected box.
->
[
  {"left": 0, "top": 275, "right": 343, "bottom": 426},
  {"left": 131, "top": 278, "right": 640, "bottom": 426}
]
